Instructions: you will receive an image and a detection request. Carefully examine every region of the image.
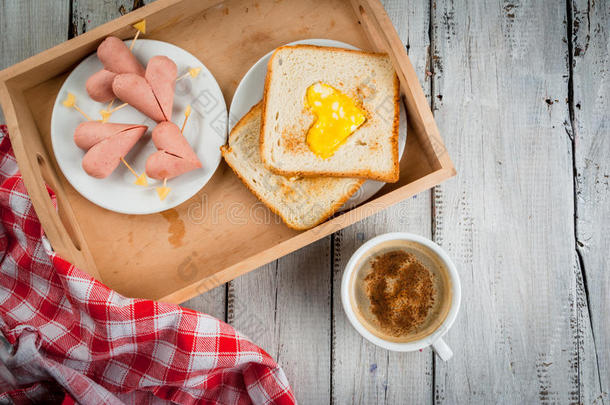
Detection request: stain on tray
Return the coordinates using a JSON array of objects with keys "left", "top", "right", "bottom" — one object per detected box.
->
[
  {"left": 161, "top": 209, "right": 185, "bottom": 248},
  {"left": 249, "top": 31, "right": 272, "bottom": 44}
]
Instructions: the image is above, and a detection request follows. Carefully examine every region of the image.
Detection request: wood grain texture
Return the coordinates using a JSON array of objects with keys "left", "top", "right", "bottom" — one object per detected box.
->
[
  {"left": 331, "top": 0, "right": 434, "bottom": 404},
  {"left": 0, "top": 0, "right": 70, "bottom": 67},
  {"left": 0, "top": 0, "right": 70, "bottom": 123},
  {"left": 1, "top": 0, "right": 608, "bottom": 403},
  {"left": 430, "top": 0, "right": 600, "bottom": 403},
  {"left": 570, "top": 0, "right": 610, "bottom": 402},
  {"left": 182, "top": 285, "right": 226, "bottom": 321},
  {"left": 71, "top": 0, "right": 145, "bottom": 36},
  {"left": 331, "top": 201, "right": 434, "bottom": 405},
  {"left": 4, "top": 0, "right": 451, "bottom": 303},
  {"left": 230, "top": 239, "right": 332, "bottom": 404}
]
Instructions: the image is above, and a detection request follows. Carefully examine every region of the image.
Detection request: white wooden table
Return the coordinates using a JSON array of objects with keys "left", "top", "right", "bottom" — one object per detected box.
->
[{"left": 1, "top": 0, "right": 608, "bottom": 403}]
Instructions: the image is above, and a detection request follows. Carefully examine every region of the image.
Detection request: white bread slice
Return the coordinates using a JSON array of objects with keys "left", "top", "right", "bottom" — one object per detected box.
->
[
  {"left": 260, "top": 45, "right": 400, "bottom": 183},
  {"left": 221, "top": 103, "right": 364, "bottom": 230}
]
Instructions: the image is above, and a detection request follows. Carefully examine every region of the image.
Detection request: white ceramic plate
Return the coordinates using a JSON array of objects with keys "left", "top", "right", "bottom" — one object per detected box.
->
[
  {"left": 51, "top": 39, "right": 227, "bottom": 215},
  {"left": 229, "top": 38, "right": 406, "bottom": 211}
]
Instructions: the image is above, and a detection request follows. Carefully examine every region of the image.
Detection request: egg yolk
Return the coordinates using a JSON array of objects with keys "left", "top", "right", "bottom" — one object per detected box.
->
[{"left": 305, "top": 82, "right": 367, "bottom": 159}]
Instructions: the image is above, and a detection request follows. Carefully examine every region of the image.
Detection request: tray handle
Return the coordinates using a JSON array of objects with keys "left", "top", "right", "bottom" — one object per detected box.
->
[{"left": 0, "top": 82, "right": 102, "bottom": 282}]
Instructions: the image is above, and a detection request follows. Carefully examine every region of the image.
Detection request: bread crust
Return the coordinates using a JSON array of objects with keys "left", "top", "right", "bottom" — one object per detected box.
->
[
  {"left": 222, "top": 102, "right": 365, "bottom": 231},
  {"left": 259, "top": 44, "right": 401, "bottom": 183}
]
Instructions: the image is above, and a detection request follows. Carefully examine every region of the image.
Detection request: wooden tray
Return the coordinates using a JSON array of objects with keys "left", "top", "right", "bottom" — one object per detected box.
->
[{"left": 0, "top": 0, "right": 455, "bottom": 304}]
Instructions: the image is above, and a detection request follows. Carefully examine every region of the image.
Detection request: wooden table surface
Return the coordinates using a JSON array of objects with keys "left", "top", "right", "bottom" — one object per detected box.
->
[{"left": 1, "top": 0, "right": 608, "bottom": 403}]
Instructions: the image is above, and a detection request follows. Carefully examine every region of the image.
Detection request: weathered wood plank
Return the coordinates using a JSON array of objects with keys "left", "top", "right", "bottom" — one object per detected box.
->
[
  {"left": 3, "top": 1, "right": 608, "bottom": 403},
  {"left": 230, "top": 239, "right": 332, "bottom": 404},
  {"left": 0, "top": 0, "right": 70, "bottom": 123},
  {"left": 0, "top": 0, "right": 70, "bottom": 68},
  {"left": 71, "top": 0, "right": 144, "bottom": 36},
  {"left": 430, "top": 0, "right": 598, "bottom": 403},
  {"left": 331, "top": 0, "right": 434, "bottom": 403},
  {"left": 331, "top": 201, "right": 434, "bottom": 405},
  {"left": 182, "top": 285, "right": 226, "bottom": 321},
  {"left": 570, "top": 0, "right": 610, "bottom": 402}
]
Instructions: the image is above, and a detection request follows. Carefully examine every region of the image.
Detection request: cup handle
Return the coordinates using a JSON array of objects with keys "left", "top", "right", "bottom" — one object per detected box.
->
[{"left": 432, "top": 338, "right": 453, "bottom": 361}]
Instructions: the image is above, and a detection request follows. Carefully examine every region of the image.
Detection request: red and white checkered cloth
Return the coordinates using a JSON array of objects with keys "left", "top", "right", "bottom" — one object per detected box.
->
[{"left": 0, "top": 125, "right": 295, "bottom": 404}]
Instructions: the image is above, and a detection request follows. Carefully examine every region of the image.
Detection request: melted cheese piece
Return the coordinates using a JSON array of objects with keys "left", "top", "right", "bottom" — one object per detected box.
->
[
  {"left": 134, "top": 173, "right": 148, "bottom": 186},
  {"left": 305, "top": 82, "right": 366, "bottom": 159},
  {"left": 188, "top": 67, "right": 202, "bottom": 78},
  {"left": 132, "top": 20, "right": 146, "bottom": 34},
  {"left": 156, "top": 186, "right": 171, "bottom": 201},
  {"left": 99, "top": 109, "right": 112, "bottom": 123},
  {"left": 62, "top": 93, "right": 76, "bottom": 108}
]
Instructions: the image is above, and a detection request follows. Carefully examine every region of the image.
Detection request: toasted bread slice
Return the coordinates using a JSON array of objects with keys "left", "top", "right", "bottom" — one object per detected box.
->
[
  {"left": 260, "top": 45, "right": 400, "bottom": 182},
  {"left": 221, "top": 103, "right": 364, "bottom": 230}
]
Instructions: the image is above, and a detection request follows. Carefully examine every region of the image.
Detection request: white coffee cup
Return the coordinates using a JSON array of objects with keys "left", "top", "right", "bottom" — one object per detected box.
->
[{"left": 340, "top": 232, "right": 461, "bottom": 360}]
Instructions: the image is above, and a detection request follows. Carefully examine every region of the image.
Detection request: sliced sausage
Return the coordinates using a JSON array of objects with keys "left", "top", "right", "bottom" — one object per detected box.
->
[
  {"left": 74, "top": 122, "right": 146, "bottom": 150},
  {"left": 151, "top": 121, "right": 201, "bottom": 165},
  {"left": 81, "top": 125, "right": 146, "bottom": 178},
  {"left": 112, "top": 73, "right": 166, "bottom": 123},
  {"left": 145, "top": 56, "right": 177, "bottom": 121},
  {"left": 97, "top": 36, "right": 145, "bottom": 76},
  {"left": 145, "top": 150, "right": 201, "bottom": 180},
  {"left": 85, "top": 69, "right": 117, "bottom": 103}
]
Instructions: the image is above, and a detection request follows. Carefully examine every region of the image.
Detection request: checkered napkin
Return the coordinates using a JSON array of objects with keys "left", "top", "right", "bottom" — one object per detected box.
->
[{"left": 0, "top": 125, "right": 295, "bottom": 404}]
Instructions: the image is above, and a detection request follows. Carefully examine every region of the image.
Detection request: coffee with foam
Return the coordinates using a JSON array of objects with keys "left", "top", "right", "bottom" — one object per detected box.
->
[{"left": 349, "top": 239, "right": 453, "bottom": 343}]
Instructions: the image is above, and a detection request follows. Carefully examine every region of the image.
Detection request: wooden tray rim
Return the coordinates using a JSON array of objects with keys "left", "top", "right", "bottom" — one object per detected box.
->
[{"left": 0, "top": 0, "right": 456, "bottom": 304}]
